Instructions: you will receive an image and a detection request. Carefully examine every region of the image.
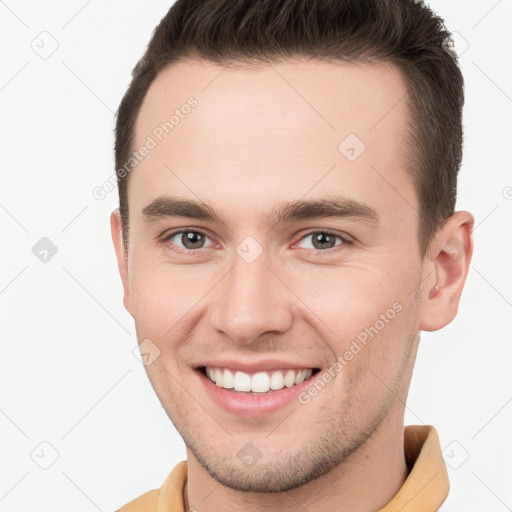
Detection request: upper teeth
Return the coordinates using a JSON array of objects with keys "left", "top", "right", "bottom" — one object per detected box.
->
[{"left": 206, "top": 367, "right": 313, "bottom": 393}]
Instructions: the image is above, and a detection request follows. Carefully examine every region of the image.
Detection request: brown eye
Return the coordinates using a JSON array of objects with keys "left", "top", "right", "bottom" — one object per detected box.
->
[
  {"left": 181, "top": 232, "right": 205, "bottom": 249},
  {"left": 295, "top": 231, "right": 346, "bottom": 251},
  {"left": 166, "top": 231, "right": 214, "bottom": 251},
  {"left": 311, "top": 233, "right": 337, "bottom": 250}
]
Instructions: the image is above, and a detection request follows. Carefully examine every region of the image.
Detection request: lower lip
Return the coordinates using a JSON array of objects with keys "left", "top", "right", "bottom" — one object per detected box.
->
[{"left": 196, "top": 368, "right": 316, "bottom": 417}]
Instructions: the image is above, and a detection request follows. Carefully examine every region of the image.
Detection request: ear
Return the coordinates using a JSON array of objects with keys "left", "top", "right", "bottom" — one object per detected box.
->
[
  {"left": 418, "top": 210, "right": 474, "bottom": 331},
  {"left": 110, "top": 209, "right": 133, "bottom": 317}
]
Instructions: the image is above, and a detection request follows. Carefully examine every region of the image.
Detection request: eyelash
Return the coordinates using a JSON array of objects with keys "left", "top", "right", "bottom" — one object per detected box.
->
[{"left": 161, "top": 228, "right": 354, "bottom": 256}]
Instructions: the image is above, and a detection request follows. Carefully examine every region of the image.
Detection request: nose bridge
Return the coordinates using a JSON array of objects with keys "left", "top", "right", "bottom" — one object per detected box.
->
[{"left": 210, "top": 250, "right": 292, "bottom": 343}]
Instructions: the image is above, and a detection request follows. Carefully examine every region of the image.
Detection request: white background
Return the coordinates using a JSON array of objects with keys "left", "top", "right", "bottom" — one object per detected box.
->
[{"left": 0, "top": 1, "right": 511, "bottom": 510}]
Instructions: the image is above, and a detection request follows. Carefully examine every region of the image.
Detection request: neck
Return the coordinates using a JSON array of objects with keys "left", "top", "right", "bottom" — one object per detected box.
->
[{"left": 184, "top": 411, "right": 408, "bottom": 512}]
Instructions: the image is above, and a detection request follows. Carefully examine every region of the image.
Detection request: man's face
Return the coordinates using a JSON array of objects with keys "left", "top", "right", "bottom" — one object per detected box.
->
[{"left": 119, "top": 58, "right": 428, "bottom": 491}]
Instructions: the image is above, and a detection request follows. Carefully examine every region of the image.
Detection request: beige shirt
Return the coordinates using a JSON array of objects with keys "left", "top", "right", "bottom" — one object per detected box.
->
[{"left": 117, "top": 424, "right": 449, "bottom": 511}]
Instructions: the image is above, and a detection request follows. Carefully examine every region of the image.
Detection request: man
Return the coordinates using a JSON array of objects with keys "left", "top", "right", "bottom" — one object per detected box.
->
[{"left": 111, "top": 0, "right": 474, "bottom": 510}]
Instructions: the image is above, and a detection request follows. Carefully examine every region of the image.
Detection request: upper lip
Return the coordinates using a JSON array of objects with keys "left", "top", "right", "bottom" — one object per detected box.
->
[{"left": 197, "top": 358, "right": 321, "bottom": 374}]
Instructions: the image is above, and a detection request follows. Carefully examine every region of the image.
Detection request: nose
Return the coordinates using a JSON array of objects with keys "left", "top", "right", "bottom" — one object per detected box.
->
[{"left": 209, "top": 251, "right": 294, "bottom": 344}]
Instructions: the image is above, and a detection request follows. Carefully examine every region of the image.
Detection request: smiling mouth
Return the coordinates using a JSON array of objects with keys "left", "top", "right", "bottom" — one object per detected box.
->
[{"left": 198, "top": 366, "right": 321, "bottom": 395}]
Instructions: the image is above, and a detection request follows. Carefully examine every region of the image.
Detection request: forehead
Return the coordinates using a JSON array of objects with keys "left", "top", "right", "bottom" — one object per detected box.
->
[{"left": 130, "top": 57, "right": 416, "bottom": 222}]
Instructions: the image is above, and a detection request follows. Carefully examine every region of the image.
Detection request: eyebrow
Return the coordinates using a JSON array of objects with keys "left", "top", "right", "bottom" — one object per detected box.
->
[{"left": 141, "top": 195, "right": 380, "bottom": 227}]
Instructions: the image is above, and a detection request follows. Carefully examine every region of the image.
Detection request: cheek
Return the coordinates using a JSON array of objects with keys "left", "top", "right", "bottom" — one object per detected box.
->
[
  {"left": 289, "top": 263, "right": 418, "bottom": 376},
  {"left": 130, "top": 259, "right": 206, "bottom": 334},
  {"left": 291, "top": 266, "right": 406, "bottom": 335}
]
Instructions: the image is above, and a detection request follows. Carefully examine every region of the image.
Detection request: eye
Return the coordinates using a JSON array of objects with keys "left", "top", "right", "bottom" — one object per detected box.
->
[
  {"left": 164, "top": 230, "right": 216, "bottom": 251},
  {"left": 294, "top": 230, "right": 349, "bottom": 251}
]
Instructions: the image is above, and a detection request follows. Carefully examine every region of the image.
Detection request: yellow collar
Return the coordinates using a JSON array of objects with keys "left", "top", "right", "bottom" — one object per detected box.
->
[{"left": 378, "top": 425, "right": 449, "bottom": 511}]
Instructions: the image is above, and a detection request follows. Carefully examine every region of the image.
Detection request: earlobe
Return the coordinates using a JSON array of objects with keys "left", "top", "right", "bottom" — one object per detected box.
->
[
  {"left": 110, "top": 209, "right": 133, "bottom": 317},
  {"left": 418, "top": 211, "right": 474, "bottom": 332}
]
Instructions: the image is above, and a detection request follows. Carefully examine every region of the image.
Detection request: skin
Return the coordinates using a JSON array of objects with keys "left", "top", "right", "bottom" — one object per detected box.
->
[{"left": 111, "top": 58, "right": 474, "bottom": 511}]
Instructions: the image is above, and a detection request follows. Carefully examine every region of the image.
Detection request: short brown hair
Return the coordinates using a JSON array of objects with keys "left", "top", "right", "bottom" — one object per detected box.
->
[{"left": 115, "top": 0, "right": 464, "bottom": 257}]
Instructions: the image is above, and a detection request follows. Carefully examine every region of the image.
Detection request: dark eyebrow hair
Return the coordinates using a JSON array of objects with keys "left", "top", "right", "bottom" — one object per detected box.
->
[
  {"left": 267, "top": 198, "right": 380, "bottom": 226},
  {"left": 141, "top": 195, "right": 380, "bottom": 227},
  {"left": 142, "top": 196, "right": 220, "bottom": 223}
]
